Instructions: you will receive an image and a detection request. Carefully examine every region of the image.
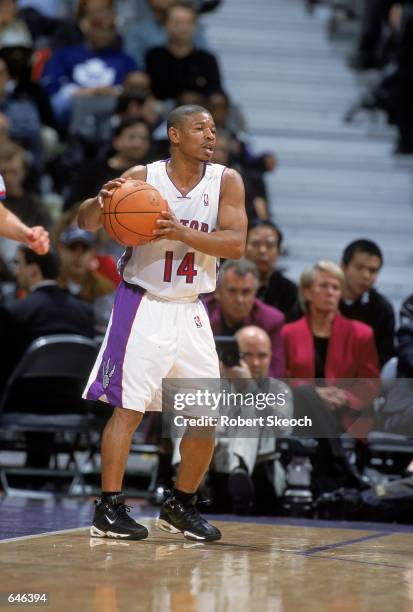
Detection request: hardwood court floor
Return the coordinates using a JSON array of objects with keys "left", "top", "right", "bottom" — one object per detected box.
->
[{"left": 1, "top": 519, "right": 413, "bottom": 612}]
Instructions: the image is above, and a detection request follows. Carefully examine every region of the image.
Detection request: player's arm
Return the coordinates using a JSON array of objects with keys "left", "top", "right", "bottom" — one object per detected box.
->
[
  {"left": 154, "top": 169, "right": 247, "bottom": 259},
  {"left": 0, "top": 202, "right": 49, "bottom": 254},
  {"left": 78, "top": 165, "right": 147, "bottom": 231}
]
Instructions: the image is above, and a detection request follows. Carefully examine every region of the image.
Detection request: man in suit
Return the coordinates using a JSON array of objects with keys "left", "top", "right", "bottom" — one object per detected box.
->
[
  {"left": 0, "top": 245, "right": 95, "bottom": 468},
  {"left": 339, "top": 238, "right": 395, "bottom": 367},
  {"left": 205, "top": 258, "right": 285, "bottom": 378},
  {"left": 0, "top": 245, "right": 95, "bottom": 388}
]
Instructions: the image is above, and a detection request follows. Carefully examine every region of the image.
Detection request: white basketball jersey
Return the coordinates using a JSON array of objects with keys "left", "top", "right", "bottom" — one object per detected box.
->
[{"left": 121, "top": 160, "right": 225, "bottom": 301}]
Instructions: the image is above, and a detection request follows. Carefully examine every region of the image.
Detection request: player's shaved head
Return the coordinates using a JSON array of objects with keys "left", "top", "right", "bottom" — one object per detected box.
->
[{"left": 167, "top": 104, "right": 212, "bottom": 131}]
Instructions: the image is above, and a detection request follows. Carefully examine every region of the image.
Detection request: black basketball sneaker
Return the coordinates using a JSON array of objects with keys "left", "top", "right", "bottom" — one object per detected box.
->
[
  {"left": 157, "top": 493, "right": 221, "bottom": 542},
  {"left": 90, "top": 494, "right": 148, "bottom": 540}
]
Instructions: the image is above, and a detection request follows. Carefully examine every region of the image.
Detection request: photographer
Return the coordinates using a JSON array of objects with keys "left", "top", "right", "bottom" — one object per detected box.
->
[{"left": 214, "top": 326, "right": 293, "bottom": 514}]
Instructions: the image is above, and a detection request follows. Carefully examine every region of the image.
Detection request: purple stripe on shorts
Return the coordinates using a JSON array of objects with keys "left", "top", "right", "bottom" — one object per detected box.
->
[{"left": 86, "top": 281, "right": 144, "bottom": 407}]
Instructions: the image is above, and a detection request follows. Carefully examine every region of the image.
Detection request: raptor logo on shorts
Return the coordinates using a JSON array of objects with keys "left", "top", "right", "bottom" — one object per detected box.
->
[
  {"left": 194, "top": 315, "right": 202, "bottom": 328},
  {"left": 102, "top": 357, "right": 116, "bottom": 389}
]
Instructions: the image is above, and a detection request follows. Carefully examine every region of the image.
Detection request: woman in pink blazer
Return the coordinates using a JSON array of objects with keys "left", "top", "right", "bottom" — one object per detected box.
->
[{"left": 282, "top": 260, "right": 380, "bottom": 440}]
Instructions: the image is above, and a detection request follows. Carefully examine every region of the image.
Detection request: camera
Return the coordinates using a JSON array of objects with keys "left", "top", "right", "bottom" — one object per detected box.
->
[{"left": 214, "top": 336, "right": 240, "bottom": 368}]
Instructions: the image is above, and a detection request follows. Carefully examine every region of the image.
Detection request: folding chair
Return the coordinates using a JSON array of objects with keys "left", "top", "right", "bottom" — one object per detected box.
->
[{"left": 0, "top": 334, "right": 99, "bottom": 498}]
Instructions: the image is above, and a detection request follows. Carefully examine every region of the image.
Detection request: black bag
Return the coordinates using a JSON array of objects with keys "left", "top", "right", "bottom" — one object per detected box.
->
[{"left": 316, "top": 475, "right": 413, "bottom": 523}]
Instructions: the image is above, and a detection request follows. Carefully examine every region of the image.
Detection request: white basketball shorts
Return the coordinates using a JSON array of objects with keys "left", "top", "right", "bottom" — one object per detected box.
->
[{"left": 83, "top": 281, "right": 220, "bottom": 412}]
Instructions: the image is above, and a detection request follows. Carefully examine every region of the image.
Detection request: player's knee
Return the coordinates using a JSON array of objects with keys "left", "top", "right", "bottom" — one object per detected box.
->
[{"left": 112, "top": 407, "right": 143, "bottom": 434}]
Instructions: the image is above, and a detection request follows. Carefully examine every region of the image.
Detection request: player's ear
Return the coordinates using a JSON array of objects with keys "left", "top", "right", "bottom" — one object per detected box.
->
[{"left": 168, "top": 126, "right": 179, "bottom": 145}]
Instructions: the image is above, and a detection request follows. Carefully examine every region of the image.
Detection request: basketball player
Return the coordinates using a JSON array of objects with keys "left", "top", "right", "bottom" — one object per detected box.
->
[
  {"left": 0, "top": 173, "right": 49, "bottom": 255},
  {"left": 78, "top": 105, "right": 247, "bottom": 541}
]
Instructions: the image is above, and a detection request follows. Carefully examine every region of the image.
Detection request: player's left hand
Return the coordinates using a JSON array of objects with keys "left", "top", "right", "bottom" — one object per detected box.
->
[
  {"left": 25, "top": 226, "right": 50, "bottom": 255},
  {"left": 152, "top": 209, "right": 184, "bottom": 241}
]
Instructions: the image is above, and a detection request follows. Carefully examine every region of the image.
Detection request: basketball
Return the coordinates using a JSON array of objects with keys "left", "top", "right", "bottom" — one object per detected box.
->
[{"left": 101, "top": 179, "right": 168, "bottom": 246}]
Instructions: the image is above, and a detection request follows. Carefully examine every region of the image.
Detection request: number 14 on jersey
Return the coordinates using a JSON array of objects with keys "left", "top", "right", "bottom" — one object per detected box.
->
[{"left": 163, "top": 251, "right": 198, "bottom": 284}]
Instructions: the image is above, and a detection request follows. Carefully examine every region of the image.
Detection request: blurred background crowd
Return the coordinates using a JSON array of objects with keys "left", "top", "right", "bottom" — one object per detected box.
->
[{"left": 0, "top": 0, "right": 412, "bottom": 521}]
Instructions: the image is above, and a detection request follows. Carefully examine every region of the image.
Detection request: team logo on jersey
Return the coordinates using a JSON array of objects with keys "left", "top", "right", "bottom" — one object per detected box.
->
[
  {"left": 194, "top": 315, "right": 203, "bottom": 328},
  {"left": 203, "top": 194, "right": 209, "bottom": 206},
  {"left": 102, "top": 357, "right": 116, "bottom": 389}
]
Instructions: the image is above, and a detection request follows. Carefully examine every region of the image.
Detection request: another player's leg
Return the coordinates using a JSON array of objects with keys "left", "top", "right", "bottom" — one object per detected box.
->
[
  {"left": 158, "top": 425, "right": 221, "bottom": 541},
  {"left": 91, "top": 407, "right": 149, "bottom": 540}
]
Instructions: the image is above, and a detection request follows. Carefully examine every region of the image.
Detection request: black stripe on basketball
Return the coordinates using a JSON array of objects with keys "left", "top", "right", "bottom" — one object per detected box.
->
[{"left": 106, "top": 186, "right": 124, "bottom": 244}]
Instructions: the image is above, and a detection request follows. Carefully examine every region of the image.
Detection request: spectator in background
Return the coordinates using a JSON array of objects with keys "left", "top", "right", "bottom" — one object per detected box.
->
[
  {"left": 65, "top": 117, "right": 152, "bottom": 209},
  {"left": 207, "top": 89, "right": 277, "bottom": 177},
  {"left": 0, "top": 0, "right": 31, "bottom": 42},
  {"left": 0, "top": 25, "right": 56, "bottom": 130},
  {"left": 145, "top": 1, "right": 222, "bottom": 100},
  {"left": 122, "top": 70, "right": 152, "bottom": 97},
  {"left": 282, "top": 260, "right": 380, "bottom": 442},
  {"left": 0, "top": 142, "right": 52, "bottom": 264},
  {"left": 0, "top": 244, "right": 94, "bottom": 468},
  {"left": 114, "top": 91, "right": 162, "bottom": 132},
  {"left": 380, "top": 302, "right": 413, "bottom": 435},
  {"left": 50, "top": 0, "right": 122, "bottom": 51},
  {"left": 207, "top": 90, "right": 246, "bottom": 139},
  {"left": 0, "top": 245, "right": 94, "bottom": 389},
  {"left": 41, "top": 1, "right": 137, "bottom": 126},
  {"left": 205, "top": 258, "right": 285, "bottom": 378},
  {"left": 0, "top": 56, "right": 44, "bottom": 175},
  {"left": 339, "top": 239, "right": 395, "bottom": 367},
  {"left": 215, "top": 325, "right": 293, "bottom": 514},
  {"left": 56, "top": 227, "right": 116, "bottom": 305},
  {"left": 212, "top": 129, "right": 269, "bottom": 222},
  {"left": 245, "top": 220, "right": 298, "bottom": 321},
  {"left": 125, "top": 0, "right": 207, "bottom": 68}
]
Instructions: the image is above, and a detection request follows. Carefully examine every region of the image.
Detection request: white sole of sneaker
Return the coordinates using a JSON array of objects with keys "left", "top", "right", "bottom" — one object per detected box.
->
[
  {"left": 156, "top": 519, "right": 207, "bottom": 541},
  {"left": 90, "top": 526, "right": 132, "bottom": 539}
]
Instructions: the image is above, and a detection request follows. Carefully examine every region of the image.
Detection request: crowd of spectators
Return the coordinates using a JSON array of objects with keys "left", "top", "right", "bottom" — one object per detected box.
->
[{"left": 0, "top": 0, "right": 411, "bottom": 517}]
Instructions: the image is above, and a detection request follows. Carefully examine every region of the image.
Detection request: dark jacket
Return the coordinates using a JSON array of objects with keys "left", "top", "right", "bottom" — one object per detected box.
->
[
  {"left": 339, "top": 288, "right": 395, "bottom": 367},
  {"left": 0, "top": 284, "right": 94, "bottom": 389}
]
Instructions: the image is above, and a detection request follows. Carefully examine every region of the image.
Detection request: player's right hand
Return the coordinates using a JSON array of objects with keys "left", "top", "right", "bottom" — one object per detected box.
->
[
  {"left": 97, "top": 178, "right": 126, "bottom": 208},
  {"left": 25, "top": 226, "right": 50, "bottom": 255}
]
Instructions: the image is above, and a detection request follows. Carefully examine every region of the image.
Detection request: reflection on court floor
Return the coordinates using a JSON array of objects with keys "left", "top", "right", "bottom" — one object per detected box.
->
[{"left": 1, "top": 519, "right": 413, "bottom": 611}]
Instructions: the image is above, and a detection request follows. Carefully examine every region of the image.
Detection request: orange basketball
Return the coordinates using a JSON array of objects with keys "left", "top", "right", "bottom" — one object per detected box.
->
[{"left": 102, "top": 179, "right": 168, "bottom": 246}]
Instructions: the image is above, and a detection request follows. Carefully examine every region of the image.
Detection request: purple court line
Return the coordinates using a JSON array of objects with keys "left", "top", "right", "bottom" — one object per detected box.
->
[
  {"left": 301, "top": 553, "right": 407, "bottom": 570},
  {"left": 298, "top": 531, "right": 391, "bottom": 556}
]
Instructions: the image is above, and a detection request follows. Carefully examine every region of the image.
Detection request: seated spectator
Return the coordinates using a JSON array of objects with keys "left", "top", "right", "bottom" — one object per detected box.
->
[
  {"left": 0, "top": 0, "right": 32, "bottom": 45},
  {"left": 212, "top": 129, "right": 270, "bottom": 222},
  {"left": 145, "top": 1, "right": 222, "bottom": 100},
  {"left": 0, "top": 141, "right": 52, "bottom": 261},
  {"left": 0, "top": 245, "right": 94, "bottom": 389},
  {"left": 124, "top": 0, "right": 207, "bottom": 68},
  {"left": 122, "top": 70, "right": 152, "bottom": 97},
  {"left": 114, "top": 91, "right": 162, "bottom": 132},
  {"left": 207, "top": 90, "right": 246, "bottom": 139},
  {"left": 65, "top": 117, "right": 152, "bottom": 209},
  {"left": 0, "top": 24, "right": 56, "bottom": 130},
  {"left": 245, "top": 220, "right": 298, "bottom": 321},
  {"left": 57, "top": 226, "right": 116, "bottom": 305},
  {"left": 41, "top": 1, "right": 137, "bottom": 126},
  {"left": 207, "top": 89, "right": 277, "bottom": 176},
  {"left": 205, "top": 258, "right": 285, "bottom": 378},
  {"left": 50, "top": 0, "right": 122, "bottom": 51},
  {"left": 339, "top": 238, "right": 395, "bottom": 367},
  {"left": 282, "top": 260, "right": 380, "bottom": 443},
  {"left": 0, "top": 56, "right": 44, "bottom": 174},
  {"left": 214, "top": 325, "right": 293, "bottom": 514},
  {"left": 380, "top": 297, "right": 413, "bottom": 435},
  {"left": 0, "top": 244, "right": 95, "bottom": 468}
]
